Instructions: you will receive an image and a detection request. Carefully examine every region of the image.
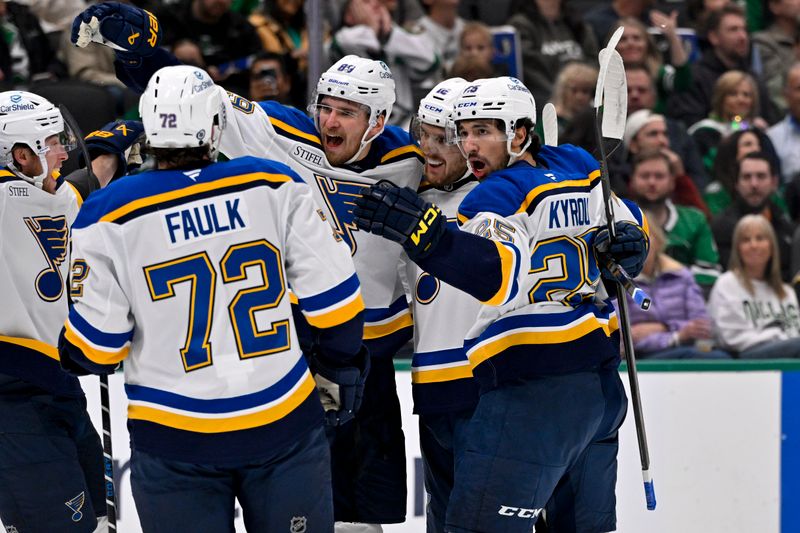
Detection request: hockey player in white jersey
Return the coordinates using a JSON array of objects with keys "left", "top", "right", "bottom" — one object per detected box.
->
[
  {"left": 402, "top": 77, "right": 481, "bottom": 533},
  {"left": 58, "top": 65, "right": 369, "bottom": 532},
  {"left": 70, "top": 4, "right": 424, "bottom": 529},
  {"left": 355, "top": 77, "right": 649, "bottom": 532},
  {"left": 0, "top": 91, "right": 108, "bottom": 532}
]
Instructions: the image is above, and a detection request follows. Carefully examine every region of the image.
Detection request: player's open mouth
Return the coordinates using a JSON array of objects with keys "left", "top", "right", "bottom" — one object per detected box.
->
[
  {"left": 469, "top": 158, "right": 486, "bottom": 173},
  {"left": 426, "top": 157, "right": 444, "bottom": 168},
  {"left": 326, "top": 135, "right": 344, "bottom": 148}
]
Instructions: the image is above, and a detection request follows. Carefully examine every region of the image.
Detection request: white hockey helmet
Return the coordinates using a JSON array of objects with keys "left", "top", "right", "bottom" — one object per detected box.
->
[
  {"left": 452, "top": 76, "right": 537, "bottom": 163},
  {"left": 311, "top": 55, "right": 396, "bottom": 164},
  {"left": 416, "top": 77, "right": 468, "bottom": 128},
  {"left": 139, "top": 65, "right": 227, "bottom": 160},
  {"left": 0, "top": 91, "right": 76, "bottom": 187}
]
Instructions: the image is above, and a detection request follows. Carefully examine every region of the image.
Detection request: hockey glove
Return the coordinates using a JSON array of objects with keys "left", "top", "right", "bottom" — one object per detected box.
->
[
  {"left": 308, "top": 345, "right": 370, "bottom": 426},
  {"left": 71, "top": 2, "right": 161, "bottom": 66},
  {"left": 353, "top": 180, "right": 446, "bottom": 261},
  {"left": 595, "top": 221, "right": 649, "bottom": 280},
  {"left": 82, "top": 120, "right": 145, "bottom": 179}
]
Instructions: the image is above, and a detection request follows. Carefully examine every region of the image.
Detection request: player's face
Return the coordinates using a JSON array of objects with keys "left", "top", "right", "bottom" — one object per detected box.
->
[
  {"left": 735, "top": 158, "right": 776, "bottom": 208},
  {"left": 737, "top": 224, "right": 772, "bottom": 277},
  {"left": 629, "top": 157, "right": 673, "bottom": 204},
  {"left": 417, "top": 122, "right": 467, "bottom": 185},
  {"left": 43, "top": 134, "right": 69, "bottom": 174},
  {"left": 456, "top": 119, "right": 509, "bottom": 179},
  {"left": 317, "top": 96, "right": 372, "bottom": 166},
  {"left": 722, "top": 79, "right": 755, "bottom": 120}
]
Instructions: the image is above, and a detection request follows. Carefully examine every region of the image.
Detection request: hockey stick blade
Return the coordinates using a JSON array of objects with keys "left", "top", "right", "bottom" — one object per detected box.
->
[
  {"left": 542, "top": 103, "right": 558, "bottom": 147},
  {"left": 594, "top": 26, "right": 625, "bottom": 109},
  {"left": 601, "top": 50, "right": 627, "bottom": 144}
]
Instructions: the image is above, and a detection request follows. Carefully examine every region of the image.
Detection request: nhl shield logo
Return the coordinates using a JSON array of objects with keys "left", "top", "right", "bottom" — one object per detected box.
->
[
  {"left": 289, "top": 516, "right": 307, "bottom": 533},
  {"left": 65, "top": 491, "right": 85, "bottom": 522}
]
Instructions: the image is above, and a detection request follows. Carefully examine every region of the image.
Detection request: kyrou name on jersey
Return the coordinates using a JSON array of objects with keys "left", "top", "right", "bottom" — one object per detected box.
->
[
  {"left": 548, "top": 197, "right": 590, "bottom": 229},
  {"left": 163, "top": 196, "right": 248, "bottom": 245}
]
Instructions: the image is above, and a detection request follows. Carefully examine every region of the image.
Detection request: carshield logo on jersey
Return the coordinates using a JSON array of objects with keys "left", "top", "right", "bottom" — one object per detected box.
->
[
  {"left": 315, "top": 174, "right": 364, "bottom": 256},
  {"left": 162, "top": 195, "right": 249, "bottom": 247},
  {"left": 498, "top": 505, "right": 542, "bottom": 519},
  {"left": 24, "top": 215, "right": 68, "bottom": 302},
  {"left": 65, "top": 491, "right": 85, "bottom": 522}
]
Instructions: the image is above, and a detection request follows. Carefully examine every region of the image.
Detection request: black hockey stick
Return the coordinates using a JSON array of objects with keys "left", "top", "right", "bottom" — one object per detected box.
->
[
  {"left": 593, "top": 28, "right": 656, "bottom": 511},
  {"left": 60, "top": 105, "right": 118, "bottom": 530}
]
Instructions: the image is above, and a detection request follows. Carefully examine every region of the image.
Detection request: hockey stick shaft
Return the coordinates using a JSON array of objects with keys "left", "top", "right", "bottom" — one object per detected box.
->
[
  {"left": 60, "top": 105, "right": 119, "bottom": 527},
  {"left": 593, "top": 35, "right": 656, "bottom": 508},
  {"left": 99, "top": 374, "right": 118, "bottom": 530}
]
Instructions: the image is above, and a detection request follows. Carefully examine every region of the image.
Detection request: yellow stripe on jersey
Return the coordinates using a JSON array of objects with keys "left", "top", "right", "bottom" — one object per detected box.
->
[
  {"left": 0, "top": 169, "right": 14, "bottom": 178},
  {"left": 269, "top": 117, "right": 322, "bottom": 145},
  {"left": 456, "top": 212, "right": 469, "bottom": 225},
  {"left": 468, "top": 314, "right": 617, "bottom": 368},
  {"left": 411, "top": 365, "right": 473, "bottom": 384},
  {"left": 100, "top": 172, "right": 293, "bottom": 223},
  {"left": 127, "top": 373, "right": 316, "bottom": 433},
  {"left": 380, "top": 144, "right": 423, "bottom": 163},
  {"left": 289, "top": 291, "right": 299, "bottom": 305},
  {"left": 364, "top": 312, "right": 413, "bottom": 339},
  {"left": 63, "top": 323, "right": 129, "bottom": 365},
  {"left": 516, "top": 169, "right": 601, "bottom": 215},
  {"left": 65, "top": 181, "right": 83, "bottom": 207},
  {"left": 304, "top": 293, "right": 365, "bottom": 329},
  {"left": 0, "top": 335, "right": 58, "bottom": 361},
  {"left": 483, "top": 241, "right": 515, "bottom": 306}
]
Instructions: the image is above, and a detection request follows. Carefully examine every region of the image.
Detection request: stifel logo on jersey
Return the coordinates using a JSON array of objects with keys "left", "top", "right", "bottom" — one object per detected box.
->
[
  {"left": 162, "top": 195, "right": 249, "bottom": 247},
  {"left": 24, "top": 215, "right": 68, "bottom": 302}
]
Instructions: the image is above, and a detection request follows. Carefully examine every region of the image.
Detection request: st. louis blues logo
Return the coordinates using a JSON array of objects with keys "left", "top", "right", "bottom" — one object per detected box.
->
[
  {"left": 24, "top": 215, "right": 68, "bottom": 302},
  {"left": 65, "top": 491, "right": 85, "bottom": 522},
  {"left": 314, "top": 175, "right": 365, "bottom": 256}
]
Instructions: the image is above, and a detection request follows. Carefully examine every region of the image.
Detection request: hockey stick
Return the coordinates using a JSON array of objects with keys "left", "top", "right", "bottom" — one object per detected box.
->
[
  {"left": 593, "top": 29, "right": 657, "bottom": 511},
  {"left": 60, "top": 105, "right": 118, "bottom": 530},
  {"left": 542, "top": 103, "right": 558, "bottom": 147}
]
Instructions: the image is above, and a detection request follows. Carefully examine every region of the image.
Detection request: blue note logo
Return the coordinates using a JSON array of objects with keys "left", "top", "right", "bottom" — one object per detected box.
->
[
  {"left": 24, "top": 215, "right": 68, "bottom": 301},
  {"left": 65, "top": 491, "right": 85, "bottom": 522},
  {"left": 314, "top": 174, "right": 365, "bottom": 256}
]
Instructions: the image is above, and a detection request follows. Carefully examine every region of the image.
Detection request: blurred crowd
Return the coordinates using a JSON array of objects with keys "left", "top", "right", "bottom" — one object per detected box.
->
[{"left": 5, "top": 0, "right": 800, "bottom": 359}]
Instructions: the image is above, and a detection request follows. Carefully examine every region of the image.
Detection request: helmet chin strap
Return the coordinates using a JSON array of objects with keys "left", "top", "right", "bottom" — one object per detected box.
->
[
  {"left": 506, "top": 130, "right": 532, "bottom": 166},
  {"left": 344, "top": 117, "right": 380, "bottom": 165}
]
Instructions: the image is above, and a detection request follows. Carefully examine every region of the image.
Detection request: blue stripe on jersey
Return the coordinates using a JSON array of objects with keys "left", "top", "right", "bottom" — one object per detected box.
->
[
  {"left": 259, "top": 101, "right": 319, "bottom": 139},
  {"left": 298, "top": 273, "right": 360, "bottom": 312},
  {"left": 364, "top": 296, "right": 410, "bottom": 323},
  {"left": 73, "top": 157, "right": 304, "bottom": 229},
  {"left": 340, "top": 125, "right": 423, "bottom": 172},
  {"left": 413, "top": 348, "right": 468, "bottom": 367},
  {"left": 125, "top": 356, "right": 308, "bottom": 414},
  {"left": 68, "top": 308, "right": 133, "bottom": 349},
  {"left": 0, "top": 337, "right": 83, "bottom": 397},
  {"left": 621, "top": 197, "right": 645, "bottom": 227},
  {"left": 412, "top": 378, "right": 479, "bottom": 416}
]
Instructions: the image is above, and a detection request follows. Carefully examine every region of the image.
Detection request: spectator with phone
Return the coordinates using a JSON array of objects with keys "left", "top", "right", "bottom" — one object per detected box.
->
[{"left": 248, "top": 51, "right": 293, "bottom": 106}]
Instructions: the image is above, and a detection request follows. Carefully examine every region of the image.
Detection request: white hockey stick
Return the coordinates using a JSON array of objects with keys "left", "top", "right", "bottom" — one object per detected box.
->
[
  {"left": 541, "top": 103, "right": 558, "bottom": 147},
  {"left": 594, "top": 28, "right": 657, "bottom": 511}
]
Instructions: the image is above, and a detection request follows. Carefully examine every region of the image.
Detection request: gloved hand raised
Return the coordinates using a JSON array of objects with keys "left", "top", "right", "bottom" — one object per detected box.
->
[
  {"left": 595, "top": 221, "right": 649, "bottom": 280},
  {"left": 353, "top": 180, "right": 446, "bottom": 261},
  {"left": 308, "top": 345, "right": 370, "bottom": 426},
  {"left": 71, "top": 2, "right": 161, "bottom": 60},
  {"left": 83, "top": 120, "right": 145, "bottom": 179}
]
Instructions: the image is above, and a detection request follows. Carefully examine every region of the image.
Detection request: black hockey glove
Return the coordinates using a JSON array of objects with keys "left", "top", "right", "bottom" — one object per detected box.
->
[
  {"left": 308, "top": 345, "right": 370, "bottom": 427},
  {"left": 82, "top": 120, "right": 145, "bottom": 179},
  {"left": 595, "top": 221, "right": 649, "bottom": 280},
  {"left": 71, "top": 2, "right": 161, "bottom": 66},
  {"left": 353, "top": 180, "right": 446, "bottom": 261}
]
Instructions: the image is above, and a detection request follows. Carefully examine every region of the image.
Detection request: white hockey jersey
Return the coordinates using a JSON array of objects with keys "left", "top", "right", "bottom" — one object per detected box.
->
[
  {"left": 0, "top": 169, "right": 83, "bottom": 396},
  {"left": 456, "top": 145, "right": 648, "bottom": 386},
  {"left": 63, "top": 157, "right": 364, "bottom": 463},
  {"left": 217, "top": 94, "right": 422, "bottom": 356},
  {"left": 402, "top": 177, "right": 480, "bottom": 415}
]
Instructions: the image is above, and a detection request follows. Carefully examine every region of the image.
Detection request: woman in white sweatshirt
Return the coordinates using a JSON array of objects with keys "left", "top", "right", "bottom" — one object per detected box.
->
[{"left": 709, "top": 214, "right": 800, "bottom": 357}]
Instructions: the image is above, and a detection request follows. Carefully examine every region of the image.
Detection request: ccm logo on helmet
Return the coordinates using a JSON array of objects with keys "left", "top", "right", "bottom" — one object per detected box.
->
[
  {"left": 498, "top": 505, "right": 542, "bottom": 519},
  {"left": 423, "top": 104, "right": 443, "bottom": 113}
]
